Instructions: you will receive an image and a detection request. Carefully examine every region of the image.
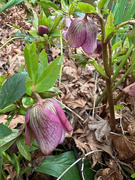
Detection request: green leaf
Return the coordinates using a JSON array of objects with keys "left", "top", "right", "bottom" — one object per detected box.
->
[
  {"left": 115, "top": 0, "right": 126, "bottom": 24},
  {"left": 84, "top": 159, "right": 99, "bottom": 179},
  {"left": 32, "top": 10, "right": 39, "bottom": 30},
  {"left": 0, "top": 124, "right": 12, "bottom": 138},
  {"left": 16, "top": 134, "right": 31, "bottom": 161},
  {"left": 38, "top": 49, "right": 48, "bottom": 78},
  {"left": 0, "top": 0, "right": 24, "bottom": 13},
  {"left": 131, "top": 174, "right": 135, "bottom": 178},
  {"left": 49, "top": 15, "right": 63, "bottom": 32},
  {"left": 35, "top": 151, "right": 82, "bottom": 180},
  {"left": 0, "top": 104, "right": 16, "bottom": 114},
  {"left": 22, "top": 97, "right": 34, "bottom": 106},
  {"left": 124, "top": 0, "right": 135, "bottom": 21},
  {"left": 11, "top": 153, "right": 20, "bottom": 176},
  {"left": 98, "top": 0, "right": 107, "bottom": 11},
  {"left": 131, "top": 49, "right": 135, "bottom": 77},
  {"left": 107, "top": 12, "right": 114, "bottom": 27},
  {"left": 49, "top": 29, "right": 61, "bottom": 38},
  {"left": 28, "top": 30, "right": 39, "bottom": 37},
  {"left": 91, "top": 60, "right": 107, "bottom": 78},
  {"left": 114, "top": 104, "right": 124, "bottom": 111},
  {"left": 0, "top": 74, "right": 7, "bottom": 83},
  {"left": 112, "top": 40, "right": 122, "bottom": 51},
  {"left": 131, "top": 26, "right": 135, "bottom": 45},
  {"left": 105, "top": 25, "right": 115, "bottom": 41},
  {"left": 18, "top": 64, "right": 24, "bottom": 73},
  {"left": 39, "top": 87, "right": 62, "bottom": 98},
  {"left": 25, "top": 76, "right": 33, "bottom": 96},
  {"left": 0, "top": 129, "right": 19, "bottom": 152},
  {"left": 12, "top": 24, "right": 23, "bottom": 33},
  {"left": 68, "top": 2, "right": 75, "bottom": 15},
  {"left": 39, "top": 49, "right": 48, "bottom": 69},
  {"left": 38, "top": 9, "right": 48, "bottom": 27},
  {"left": 61, "top": 0, "right": 68, "bottom": 12},
  {"left": 38, "top": 0, "right": 58, "bottom": 10},
  {"left": 35, "top": 56, "right": 62, "bottom": 92},
  {"left": 0, "top": 147, "right": 2, "bottom": 173},
  {"left": 0, "top": 72, "right": 28, "bottom": 109},
  {"left": 77, "top": 2, "right": 96, "bottom": 14},
  {"left": 24, "top": 43, "right": 38, "bottom": 85}
]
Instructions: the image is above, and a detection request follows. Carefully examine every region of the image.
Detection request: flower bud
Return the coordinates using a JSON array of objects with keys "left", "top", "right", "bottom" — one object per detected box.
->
[
  {"left": 25, "top": 98, "right": 73, "bottom": 155},
  {"left": 38, "top": 25, "right": 49, "bottom": 36},
  {"left": 66, "top": 16, "right": 98, "bottom": 55}
]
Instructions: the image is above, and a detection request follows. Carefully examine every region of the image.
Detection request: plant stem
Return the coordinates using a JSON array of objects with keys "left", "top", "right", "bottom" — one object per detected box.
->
[
  {"left": 0, "top": 36, "right": 24, "bottom": 49},
  {"left": 59, "top": 31, "right": 63, "bottom": 86},
  {"left": 97, "top": 13, "right": 115, "bottom": 130},
  {"left": 96, "top": 44, "right": 134, "bottom": 106}
]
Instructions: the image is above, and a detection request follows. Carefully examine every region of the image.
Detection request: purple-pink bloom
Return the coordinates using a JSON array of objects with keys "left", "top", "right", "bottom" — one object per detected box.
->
[
  {"left": 123, "top": 82, "right": 135, "bottom": 97},
  {"left": 25, "top": 98, "right": 73, "bottom": 155},
  {"left": 38, "top": 25, "right": 49, "bottom": 36},
  {"left": 66, "top": 16, "right": 98, "bottom": 55}
]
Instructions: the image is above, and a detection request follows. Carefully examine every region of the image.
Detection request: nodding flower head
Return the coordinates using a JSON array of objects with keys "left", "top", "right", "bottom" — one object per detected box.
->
[
  {"left": 38, "top": 25, "right": 49, "bottom": 36},
  {"left": 66, "top": 16, "right": 98, "bottom": 55},
  {"left": 123, "top": 82, "right": 135, "bottom": 98},
  {"left": 25, "top": 98, "right": 73, "bottom": 155}
]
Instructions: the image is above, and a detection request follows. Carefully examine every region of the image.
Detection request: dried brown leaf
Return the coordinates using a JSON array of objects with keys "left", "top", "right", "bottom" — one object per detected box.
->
[
  {"left": 87, "top": 132, "right": 113, "bottom": 157},
  {"left": 111, "top": 134, "right": 135, "bottom": 161},
  {"left": 3, "top": 164, "right": 16, "bottom": 179},
  {"left": 88, "top": 115, "right": 111, "bottom": 142},
  {"left": 95, "top": 168, "right": 123, "bottom": 180}
]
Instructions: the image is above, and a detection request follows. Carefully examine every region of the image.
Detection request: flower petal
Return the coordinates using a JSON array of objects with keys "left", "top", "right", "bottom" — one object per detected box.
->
[
  {"left": 81, "top": 19, "right": 98, "bottom": 54},
  {"left": 66, "top": 17, "right": 86, "bottom": 48},
  {"left": 28, "top": 105, "right": 63, "bottom": 155},
  {"left": 123, "top": 82, "right": 135, "bottom": 97},
  {"left": 48, "top": 99, "right": 73, "bottom": 132},
  {"left": 25, "top": 123, "right": 35, "bottom": 146}
]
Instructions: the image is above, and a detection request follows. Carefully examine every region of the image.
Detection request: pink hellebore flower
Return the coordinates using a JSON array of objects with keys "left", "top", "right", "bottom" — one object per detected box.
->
[
  {"left": 123, "top": 82, "right": 135, "bottom": 97},
  {"left": 38, "top": 25, "right": 49, "bottom": 36},
  {"left": 25, "top": 98, "right": 73, "bottom": 155},
  {"left": 66, "top": 16, "right": 98, "bottom": 55}
]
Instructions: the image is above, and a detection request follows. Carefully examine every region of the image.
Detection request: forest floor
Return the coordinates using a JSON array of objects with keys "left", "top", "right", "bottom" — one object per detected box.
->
[{"left": 0, "top": 3, "right": 135, "bottom": 180}]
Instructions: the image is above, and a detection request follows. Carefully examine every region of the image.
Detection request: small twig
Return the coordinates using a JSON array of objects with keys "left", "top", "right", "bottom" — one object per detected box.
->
[
  {"left": 59, "top": 31, "right": 63, "bottom": 86},
  {"left": 56, "top": 150, "right": 102, "bottom": 180},
  {"left": 92, "top": 71, "right": 98, "bottom": 117},
  {"left": 119, "top": 109, "right": 124, "bottom": 135},
  {"left": 81, "top": 158, "right": 85, "bottom": 180}
]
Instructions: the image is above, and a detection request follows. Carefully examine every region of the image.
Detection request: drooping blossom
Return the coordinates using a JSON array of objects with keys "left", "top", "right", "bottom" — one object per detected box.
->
[
  {"left": 66, "top": 15, "right": 98, "bottom": 55},
  {"left": 123, "top": 82, "right": 135, "bottom": 97},
  {"left": 62, "top": 17, "right": 72, "bottom": 39},
  {"left": 94, "top": 40, "right": 102, "bottom": 58},
  {"left": 25, "top": 96, "right": 73, "bottom": 155},
  {"left": 38, "top": 25, "right": 49, "bottom": 36}
]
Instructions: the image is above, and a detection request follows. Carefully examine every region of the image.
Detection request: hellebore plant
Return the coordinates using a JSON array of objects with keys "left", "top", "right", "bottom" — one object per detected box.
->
[
  {"left": 25, "top": 94, "right": 73, "bottom": 155},
  {"left": 66, "top": 14, "right": 98, "bottom": 55}
]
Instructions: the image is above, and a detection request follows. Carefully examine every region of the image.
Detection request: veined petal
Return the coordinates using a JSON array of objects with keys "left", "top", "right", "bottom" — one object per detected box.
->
[
  {"left": 28, "top": 106, "right": 63, "bottom": 155},
  {"left": 25, "top": 123, "right": 35, "bottom": 146},
  {"left": 25, "top": 109, "right": 30, "bottom": 123},
  {"left": 66, "top": 17, "right": 86, "bottom": 48},
  {"left": 123, "top": 82, "right": 135, "bottom": 97},
  {"left": 48, "top": 99, "right": 73, "bottom": 132},
  {"left": 82, "top": 19, "right": 98, "bottom": 54}
]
